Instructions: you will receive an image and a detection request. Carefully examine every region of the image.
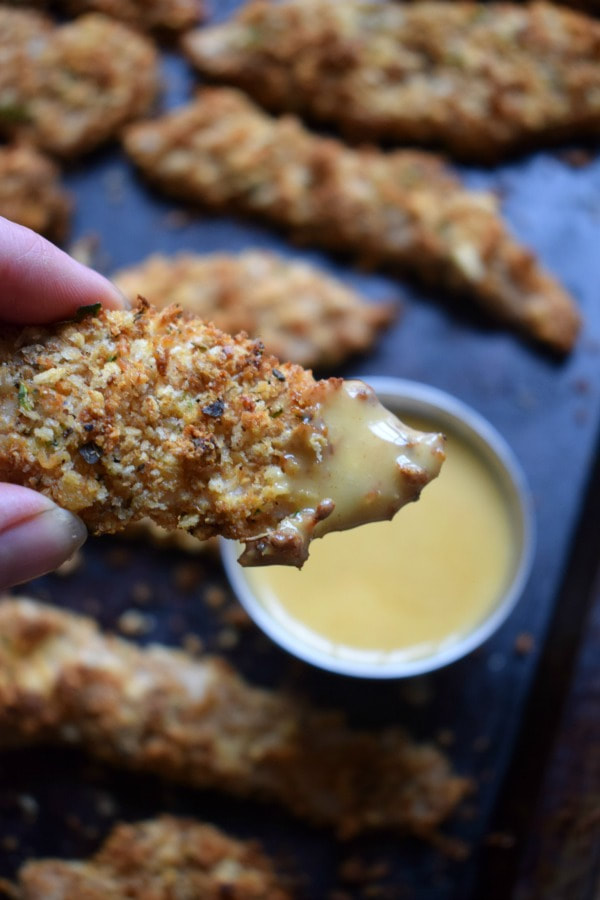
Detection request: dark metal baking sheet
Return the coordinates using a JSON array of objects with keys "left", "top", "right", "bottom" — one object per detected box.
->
[{"left": 1, "top": 14, "right": 600, "bottom": 899}]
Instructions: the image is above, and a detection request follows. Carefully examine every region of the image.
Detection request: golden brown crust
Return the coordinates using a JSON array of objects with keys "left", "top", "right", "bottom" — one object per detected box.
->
[
  {"left": 0, "top": 302, "right": 442, "bottom": 566},
  {"left": 0, "top": 143, "right": 70, "bottom": 242},
  {"left": 0, "top": 302, "right": 326, "bottom": 542},
  {"left": 112, "top": 250, "right": 396, "bottom": 369},
  {"left": 59, "top": 0, "right": 204, "bottom": 33},
  {"left": 123, "top": 88, "right": 580, "bottom": 353},
  {"left": 0, "top": 598, "right": 471, "bottom": 839},
  {"left": 0, "top": 10, "right": 159, "bottom": 158},
  {"left": 183, "top": 0, "right": 600, "bottom": 162},
  {"left": 13, "top": 817, "right": 292, "bottom": 899},
  {"left": 121, "top": 517, "right": 219, "bottom": 554}
]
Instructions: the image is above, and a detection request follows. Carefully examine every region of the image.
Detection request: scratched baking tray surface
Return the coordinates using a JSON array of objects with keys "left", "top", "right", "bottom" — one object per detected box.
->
[{"left": 1, "top": 9, "right": 600, "bottom": 898}]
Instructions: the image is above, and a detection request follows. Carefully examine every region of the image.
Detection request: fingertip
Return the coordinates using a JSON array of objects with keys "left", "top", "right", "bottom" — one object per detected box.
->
[
  {"left": 0, "top": 217, "right": 128, "bottom": 323},
  {"left": 0, "top": 484, "right": 87, "bottom": 589}
]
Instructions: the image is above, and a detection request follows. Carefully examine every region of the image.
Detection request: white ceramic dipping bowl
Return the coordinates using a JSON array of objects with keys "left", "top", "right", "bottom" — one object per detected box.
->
[{"left": 221, "top": 377, "right": 535, "bottom": 679}]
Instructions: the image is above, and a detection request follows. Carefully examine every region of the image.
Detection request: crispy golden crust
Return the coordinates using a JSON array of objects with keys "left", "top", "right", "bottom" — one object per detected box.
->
[
  {"left": 11, "top": 817, "right": 291, "bottom": 900},
  {"left": 0, "top": 143, "right": 70, "bottom": 242},
  {"left": 0, "top": 11, "right": 159, "bottom": 158},
  {"left": 59, "top": 0, "right": 204, "bottom": 33},
  {"left": 121, "top": 517, "right": 218, "bottom": 554},
  {"left": 112, "top": 250, "right": 395, "bottom": 369},
  {"left": 183, "top": 0, "right": 600, "bottom": 162},
  {"left": 0, "top": 302, "right": 442, "bottom": 566},
  {"left": 0, "top": 598, "right": 471, "bottom": 838},
  {"left": 123, "top": 88, "right": 580, "bottom": 353},
  {"left": 3, "top": 0, "right": 204, "bottom": 32},
  {"left": 0, "top": 302, "right": 326, "bottom": 541}
]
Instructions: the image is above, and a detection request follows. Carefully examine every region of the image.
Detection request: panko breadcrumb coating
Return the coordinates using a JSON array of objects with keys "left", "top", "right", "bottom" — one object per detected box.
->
[
  {"left": 3, "top": 0, "right": 204, "bottom": 33},
  {"left": 122, "top": 517, "right": 218, "bottom": 554},
  {"left": 58, "top": 0, "right": 204, "bottom": 33},
  {"left": 184, "top": 0, "right": 600, "bottom": 162},
  {"left": 123, "top": 88, "right": 580, "bottom": 353},
  {"left": 112, "top": 250, "right": 395, "bottom": 369},
  {"left": 0, "top": 599, "right": 471, "bottom": 838},
  {"left": 0, "top": 144, "right": 70, "bottom": 241},
  {"left": 0, "top": 10, "right": 159, "bottom": 158},
  {"left": 9, "top": 817, "right": 292, "bottom": 900},
  {"left": 0, "top": 302, "right": 443, "bottom": 567}
]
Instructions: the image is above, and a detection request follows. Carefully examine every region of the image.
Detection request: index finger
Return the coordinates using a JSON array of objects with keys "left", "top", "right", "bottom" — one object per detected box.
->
[{"left": 0, "top": 216, "right": 126, "bottom": 325}]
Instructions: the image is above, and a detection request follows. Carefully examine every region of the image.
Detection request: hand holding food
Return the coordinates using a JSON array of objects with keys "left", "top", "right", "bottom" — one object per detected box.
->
[{"left": 0, "top": 217, "right": 125, "bottom": 589}]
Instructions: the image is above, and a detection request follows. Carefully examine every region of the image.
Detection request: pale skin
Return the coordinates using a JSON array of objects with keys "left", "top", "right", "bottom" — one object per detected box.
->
[{"left": 0, "top": 216, "right": 127, "bottom": 589}]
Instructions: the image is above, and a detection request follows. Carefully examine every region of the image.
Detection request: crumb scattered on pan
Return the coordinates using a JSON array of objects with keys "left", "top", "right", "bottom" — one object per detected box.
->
[{"left": 514, "top": 632, "right": 535, "bottom": 656}]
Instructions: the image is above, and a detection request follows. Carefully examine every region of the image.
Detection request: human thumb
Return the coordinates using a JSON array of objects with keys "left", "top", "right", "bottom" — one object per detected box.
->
[{"left": 0, "top": 484, "right": 87, "bottom": 589}]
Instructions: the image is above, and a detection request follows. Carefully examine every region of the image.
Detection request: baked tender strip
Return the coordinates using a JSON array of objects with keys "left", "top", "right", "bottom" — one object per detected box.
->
[
  {"left": 6, "top": 816, "right": 292, "bottom": 900},
  {"left": 0, "top": 303, "right": 444, "bottom": 567},
  {"left": 0, "top": 144, "right": 70, "bottom": 241},
  {"left": 0, "top": 9, "right": 159, "bottom": 158},
  {"left": 0, "top": 599, "right": 470, "bottom": 839},
  {"left": 183, "top": 0, "right": 600, "bottom": 163},
  {"left": 123, "top": 89, "right": 580, "bottom": 353},
  {"left": 57, "top": 0, "right": 203, "bottom": 34},
  {"left": 112, "top": 250, "right": 395, "bottom": 370}
]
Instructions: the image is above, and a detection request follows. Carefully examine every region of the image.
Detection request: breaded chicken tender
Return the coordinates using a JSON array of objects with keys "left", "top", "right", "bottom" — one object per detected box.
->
[
  {"left": 58, "top": 0, "right": 204, "bottom": 33},
  {"left": 8, "top": 816, "right": 291, "bottom": 900},
  {"left": 184, "top": 0, "right": 600, "bottom": 162},
  {"left": 123, "top": 89, "right": 580, "bottom": 353},
  {"left": 0, "top": 303, "right": 444, "bottom": 566},
  {"left": 0, "top": 144, "right": 70, "bottom": 241},
  {"left": 0, "top": 599, "right": 471, "bottom": 838},
  {"left": 0, "top": 10, "right": 159, "bottom": 158},
  {"left": 113, "top": 250, "right": 395, "bottom": 370},
  {"left": 3, "top": 0, "right": 204, "bottom": 33}
]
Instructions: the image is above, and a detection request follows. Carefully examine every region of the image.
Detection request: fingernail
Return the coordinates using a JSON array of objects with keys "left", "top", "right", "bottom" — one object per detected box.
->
[{"left": 0, "top": 507, "right": 87, "bottom": 589}]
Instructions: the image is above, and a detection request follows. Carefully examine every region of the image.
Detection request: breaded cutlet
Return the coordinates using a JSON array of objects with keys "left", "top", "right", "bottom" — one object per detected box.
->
[
  {"left": 0, "top": 10, "right": 159, "bottom": 158},
  {"left": 7, "top": 817, "right": 292, "bottom": 899},
  {"left": 58, "top": 0, "right": 204, "bottom": 33},
  {"left": 123, "top": 88, "right": 580, "bottom": 353},
  {"left": 184, "top": 0, "right": 600, "bottom": 162},
  {"left": 112, "top": 250, "right": 396, "bottom": 370},
  {"left": 0, "top": 302, "right": 444, "bottom": 567},
  {"left": 0, "top": 144, "right": 70, "bottom": 241},
  {"left": 3, "top": 0, "right": 203, "bottom": 33},
  {"left": 0, "top": 598, "right": 471, "bottom": 839}
]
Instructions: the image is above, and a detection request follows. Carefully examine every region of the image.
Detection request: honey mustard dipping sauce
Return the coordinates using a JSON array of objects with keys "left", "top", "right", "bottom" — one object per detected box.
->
[{"left": 232, "top": 381, "right": 533, "bottom": 676}]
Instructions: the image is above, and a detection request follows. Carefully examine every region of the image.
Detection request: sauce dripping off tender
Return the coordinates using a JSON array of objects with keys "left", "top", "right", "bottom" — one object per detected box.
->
[
  {"left": 240, "top": 380, "right": 446, "bottom": 567},
  {"left": 244, "top": 414, "right": 516, "bottom": 663}
]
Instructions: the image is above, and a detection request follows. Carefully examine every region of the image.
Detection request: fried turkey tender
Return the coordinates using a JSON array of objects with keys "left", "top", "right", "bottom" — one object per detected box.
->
[
  {"left": 113, "top": 250, "right": 395, "bottom": 370},
  {"left": 0, "top": 599, "right": 471, "bottom": 839},
  {"left": 9, "top": 817, "right": 291, "bottom": 900},
  {"left": 0, "top": 144, "right": 70, "bottom": 241},
  {"left": 123, "top": 88, "right": 580, "bottom": 353},
  {"left": 183, "top": 0, "right": 600, "bottom": 163},
  {"left": 0, "top": 9, "right": 159, "bottom": 158},
  {"left": 0, "top": 302, "right": 442, "bottom": 565}
]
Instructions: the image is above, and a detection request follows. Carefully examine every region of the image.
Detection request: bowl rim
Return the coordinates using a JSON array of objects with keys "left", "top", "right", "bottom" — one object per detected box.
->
[{"left": 221, "top": 376, "right": 536, "bottom": 679}]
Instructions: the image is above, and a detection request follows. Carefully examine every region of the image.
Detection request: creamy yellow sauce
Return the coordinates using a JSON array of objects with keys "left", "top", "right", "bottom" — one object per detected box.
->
[
  {"left": 240, "top": 380, "right": 445, "bottom": 566},
  {"left": 244, "top": 415, "right": 516, "bottom": 663}
]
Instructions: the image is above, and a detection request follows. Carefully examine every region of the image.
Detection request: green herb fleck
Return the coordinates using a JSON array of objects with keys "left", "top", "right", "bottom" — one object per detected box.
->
[
  {"left": 107, "top": 354, "right": 117, "bottom": 362},
  {"left": 0, "top": 103, "right": 30, "bottom": 124},
  {"left": 74, "top": 303, "right": 102, "bottom": 321},
  {"left": 17, "top": 382, "right": 32, "bottom": 411},
  {"left": 270, "top": 408, "right": 283, "bottom": 419}
]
